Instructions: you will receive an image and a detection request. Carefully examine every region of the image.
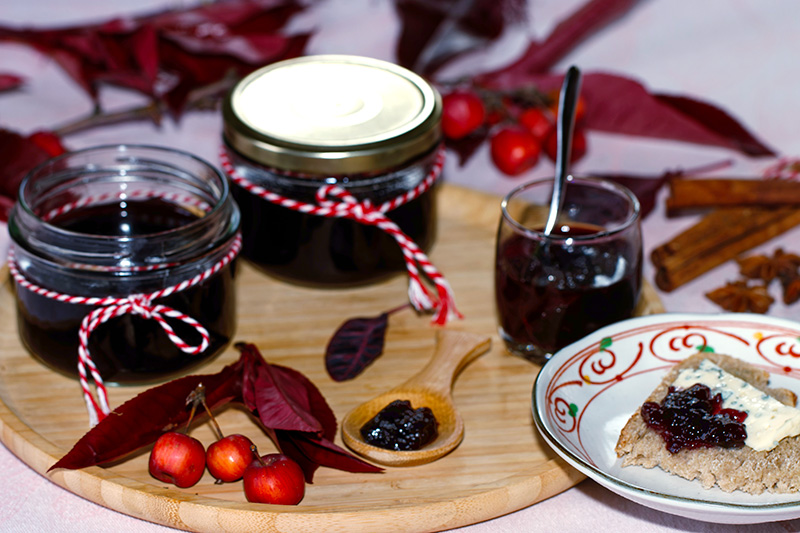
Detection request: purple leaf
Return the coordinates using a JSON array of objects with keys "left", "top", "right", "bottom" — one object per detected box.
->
[
  {"left": 653, "top": 94, "right": 776, "bottom": 157},
  {"left": 0, "top": 129, "right": 63, "bottom": 222},
  {"left": 325, "top": 313, "right": 389, "bottom": 382},
  {"left": 444, "top": 129, "right": 489, "bottom": 167},
  {"left": 275, "top": 430, "right": 383, "bottom": 483},
  {"left": 0, "top": 0, "right": 311, "bottom": 114},
  {"left": 395, "top": 0, "right": 526, "bottom": 76},
  {"left": 0, "top": 73, "right": 24, "bottom": 91},
  {"left": 49, "top": 358, "right": 244, "bottom": 471},
  {"left": 475, "top": 0, "right": 641, "bottom": 84}
]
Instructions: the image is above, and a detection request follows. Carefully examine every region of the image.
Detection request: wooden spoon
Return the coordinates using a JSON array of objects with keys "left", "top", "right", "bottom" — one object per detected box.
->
[{"left": 341, "top": 329, "right": 491, "bottom": 467}]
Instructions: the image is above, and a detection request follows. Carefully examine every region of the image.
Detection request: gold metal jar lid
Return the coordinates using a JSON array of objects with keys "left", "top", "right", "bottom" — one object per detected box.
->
[{"left": 222, "top": 55, "right": 442, "bottom": 176}]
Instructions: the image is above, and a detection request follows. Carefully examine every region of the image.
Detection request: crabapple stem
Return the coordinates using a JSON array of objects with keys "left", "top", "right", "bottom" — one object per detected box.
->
[
  {"left": 186, "top": 382, "right": 225, "bottom": 440},
  {"left": 185, "top": 398, "right": 198, "bottom": 435},
  {"left": 251, "top": 444, "right": 267, "bottom": 467},
  {"left": 200, "top": 397, "right": 225, "bottom": 441}
]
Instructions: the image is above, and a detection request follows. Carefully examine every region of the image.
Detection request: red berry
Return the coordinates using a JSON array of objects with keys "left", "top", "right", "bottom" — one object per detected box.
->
[
  {"left": 148, "top": 432, "right": 206, "bottom": 488},
  {"left": 543, "top": 127, "right": 588, "bottom": 164},
  {"left": 206, "top": 434, "right": 254, "bottom": 483},
  {"left": 28, "top": 130, "right": 66, "bottom": 157},
  {"left": 518, "top": 107, "right": 554, "bottom": 142},
  {"left": 441, "top": 90, "right": 486, "bottom": 140},
  {"left": 490, "top": 126, "right": 541, "bottom": 177},
  {"left": 547, "top": 92, "right": 587, "bottom": 124},
  {"left": 243, "top": 452, "right": 306, "bottom": 505}
]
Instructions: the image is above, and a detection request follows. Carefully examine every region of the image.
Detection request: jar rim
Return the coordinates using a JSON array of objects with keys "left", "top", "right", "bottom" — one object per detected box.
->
[
  {"left": 222, "top": 55, "right": 442, "bottom": 175},
  {"left": 500, "top": 175, "right": 641, "bottom": 242},
  {"left": 17, "top": 144, "right": 229, "bottom": 237},
  {"left": 10, "top": 144, "right": 239, "bottom": 272}
]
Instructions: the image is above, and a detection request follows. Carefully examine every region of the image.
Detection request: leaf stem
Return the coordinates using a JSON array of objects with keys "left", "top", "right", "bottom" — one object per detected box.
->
[
  {"left": 385, "top": 302, "right": 412, "bottom": 316},
  {"left": 53, "top": 103, "right": 163, "bottom": 137},
  {"left": 51, "top": 75, "right": 237, "bottom": 138}
]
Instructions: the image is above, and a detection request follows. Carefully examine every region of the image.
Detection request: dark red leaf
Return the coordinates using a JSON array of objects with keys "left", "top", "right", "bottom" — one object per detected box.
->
[
  {"left": 0, "top": 0, "right": 310, "bottom": 113},
  {"left": 0, "top": 73, "right": 23, "bottom": 91},
  {"left": 325, "top": 313, "right": 389, "bottom": 382},
  {"left": 395, "top": 0, "right": 526, "bottom": 76},
  {"left": 49, "top": 357, "right": 244, "bottom": 471},
  {"left": 581, "top": 73, "right": 775, "bottom": 156},
  {"left": 271, "top": 365, "right": 338, "bottom": 442},
  {"left": 239, "top": 342, "right": 326, "bottom": 435},
  {"left": 444, "top": 129, "right": 490, "bottom": 167},
  {"left": 590, "top": 171, "right": 671, "bottom": 219},
  {"left": 275, "top": 430, "right": 383, "bottom": 483},
  {"left": 0, "top": 129, "right": 63, "bottom": 222},
  {"left": 476, "top": 0, "right": 641, "bottom": 84},
  {"left": 653, "top": 94, "right": 775, "bottom": 157}
]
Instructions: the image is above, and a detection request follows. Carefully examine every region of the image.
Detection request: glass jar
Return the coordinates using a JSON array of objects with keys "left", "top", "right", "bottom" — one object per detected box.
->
[
  {"left": 8, "top": 145, "right": 241, "bottom": 385},
  {"left": 221, "top": 54, "right": 443, "bottom": 286}
]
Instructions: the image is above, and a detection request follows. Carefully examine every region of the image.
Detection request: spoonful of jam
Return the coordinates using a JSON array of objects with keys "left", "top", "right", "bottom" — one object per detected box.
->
[{"left": 341, "top": 329, "right": 491, "bottom": 467}]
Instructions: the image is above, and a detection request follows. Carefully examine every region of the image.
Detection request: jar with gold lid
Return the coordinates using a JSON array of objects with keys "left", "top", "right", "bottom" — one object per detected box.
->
[{"left": 221, "top": 54, "right": 443, "bottom": 287}]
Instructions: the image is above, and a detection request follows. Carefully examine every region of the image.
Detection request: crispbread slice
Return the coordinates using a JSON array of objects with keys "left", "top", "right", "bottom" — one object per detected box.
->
[{"left": 615, "top": 352, "right": 800, "bottom": 494}]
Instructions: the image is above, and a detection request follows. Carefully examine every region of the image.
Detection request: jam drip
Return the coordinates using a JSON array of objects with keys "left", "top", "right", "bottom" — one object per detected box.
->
[
  {"left": 360, "top": 399, "right": 438, "bottom": 451},
  {"left": 641, "top": 383, "right": 748, "bottom": 454}
]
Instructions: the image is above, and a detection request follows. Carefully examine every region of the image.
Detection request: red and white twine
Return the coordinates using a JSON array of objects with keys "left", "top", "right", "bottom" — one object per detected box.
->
[
  {"left": 763, "top": 157, "right": 800, "bottom": 180},
  {"left": 219, "top": 145, "right": 462, "bottom": 325},
  {"left": 9, "top": 193, "right": 241, "bottom": 426}
]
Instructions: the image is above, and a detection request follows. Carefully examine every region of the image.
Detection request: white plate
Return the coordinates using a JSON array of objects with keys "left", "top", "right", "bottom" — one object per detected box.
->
[{"left": 533, "top": 312, "right": 800, "bottom": 524}]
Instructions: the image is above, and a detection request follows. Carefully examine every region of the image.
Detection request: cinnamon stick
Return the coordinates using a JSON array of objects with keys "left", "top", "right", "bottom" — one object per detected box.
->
[
  {"left": 666, "top": 178, "right": 800, "bottom": 215},
  {"left": 652, "top": 206, "right": 800, "bottom": 291},
  {"left": 650, "top": 208, "right": 746, "bottom": 266}
]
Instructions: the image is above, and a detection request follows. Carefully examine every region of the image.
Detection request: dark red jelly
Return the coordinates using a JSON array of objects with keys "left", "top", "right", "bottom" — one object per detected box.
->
[
  {"left": 230, "top": 177, "right": 436, "bottom": 287},
  {"left": 641, "top": 383, "right": 748, "bottom": 453},
  {"left": 222, "top": 54, "right": 443, "bottom": 287},
  {"left": 14, "top": 199, "right": 236, "bottom": 384},
  {"left": 495, "top": 224, "right": 641, "bottom": 356},
  {"left": 360, "top": 399, "right": 439, "bottom": 451}
]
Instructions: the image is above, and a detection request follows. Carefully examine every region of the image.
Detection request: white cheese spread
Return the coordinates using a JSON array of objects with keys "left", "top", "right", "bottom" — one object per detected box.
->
[{"left": 672, "top": 359, "right": 800, "bottom": 452}]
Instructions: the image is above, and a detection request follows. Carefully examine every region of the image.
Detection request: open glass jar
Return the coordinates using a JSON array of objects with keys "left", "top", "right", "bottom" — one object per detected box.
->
[
  {"left": 8, "top": 145, "right": 241, "bottom": 385},
  {"left": 221, "top": 54, "right": 443, "bottom": 286}
]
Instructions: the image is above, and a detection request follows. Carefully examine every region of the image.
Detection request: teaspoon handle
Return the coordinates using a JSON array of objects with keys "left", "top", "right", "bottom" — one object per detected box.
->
[
  {"left": 403, "top": 330, "right": 491, "bottom": 395},
  {"left": 544, "top": 65, "right": 582, "bottom": 236}
]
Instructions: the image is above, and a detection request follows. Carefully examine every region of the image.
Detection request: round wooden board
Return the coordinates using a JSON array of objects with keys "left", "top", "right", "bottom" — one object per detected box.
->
[{"left": 0, "top": 184, "right": 662, "bottom": 533}]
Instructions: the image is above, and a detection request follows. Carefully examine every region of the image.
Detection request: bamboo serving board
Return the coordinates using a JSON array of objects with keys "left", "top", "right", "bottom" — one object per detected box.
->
[{"left": 0, "top": 184, "right": 662, "bottom": 533}]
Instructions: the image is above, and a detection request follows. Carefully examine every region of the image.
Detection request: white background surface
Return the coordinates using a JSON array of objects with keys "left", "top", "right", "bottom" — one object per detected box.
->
[{"left": 2, "top": 1, "right": 800, "bottom": 531}]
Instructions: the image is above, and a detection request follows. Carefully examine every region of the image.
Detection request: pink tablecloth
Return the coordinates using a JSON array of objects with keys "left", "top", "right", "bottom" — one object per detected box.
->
[{"left": 2, "top": 1, "right": 800, "bottom": 531}]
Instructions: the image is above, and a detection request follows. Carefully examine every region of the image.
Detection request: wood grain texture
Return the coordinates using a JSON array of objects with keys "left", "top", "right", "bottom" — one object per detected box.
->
[{"left": 0, "top": 184, "right": 660, "bottom": 532}]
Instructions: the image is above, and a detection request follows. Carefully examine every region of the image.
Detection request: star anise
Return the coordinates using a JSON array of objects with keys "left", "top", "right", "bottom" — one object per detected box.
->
[
  {"left": 737, "top": 248, "right": 800, "bottom": 283},
  {"left": 706, "top": 281, "right": 774, "bottom": 314},
  {"left": 782, "top": 275, "right": 800, "bottom": 305}
]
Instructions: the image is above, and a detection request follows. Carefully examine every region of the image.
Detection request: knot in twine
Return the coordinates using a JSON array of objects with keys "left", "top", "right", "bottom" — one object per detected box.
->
[
  {"left": 9, "top": 233, "right": 241, "bottom": 426},
  {"left": 220, "top": 145, "right": 462, "bottom": 325}
]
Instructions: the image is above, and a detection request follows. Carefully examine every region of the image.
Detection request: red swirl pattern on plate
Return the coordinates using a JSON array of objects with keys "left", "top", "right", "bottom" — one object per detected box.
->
[
  {"left": 648, "top": 325, "right": 750, "bottom": 363},
  {"left": 755, "top": 333, "right": 800, "bottom": 373}
]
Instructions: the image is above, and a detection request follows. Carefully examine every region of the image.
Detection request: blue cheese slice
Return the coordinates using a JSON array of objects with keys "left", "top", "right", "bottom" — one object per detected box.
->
[{"left": 672, "top": 359, "right": 800, "bottom": 452}]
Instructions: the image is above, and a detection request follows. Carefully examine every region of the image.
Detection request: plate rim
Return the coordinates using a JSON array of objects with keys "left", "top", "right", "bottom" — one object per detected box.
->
[{"left": 532, "top": 311, "right": 800, "bottom": 518}]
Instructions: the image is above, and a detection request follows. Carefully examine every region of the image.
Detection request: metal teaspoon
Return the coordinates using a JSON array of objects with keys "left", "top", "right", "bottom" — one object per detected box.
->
[{"left": 543, "top": 65, "right": 582, "bottom": 236}]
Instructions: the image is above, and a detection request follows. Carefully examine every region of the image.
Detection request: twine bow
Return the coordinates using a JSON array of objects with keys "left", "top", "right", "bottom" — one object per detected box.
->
[
  {"left": 77, "top": 294, "right": 211, "bottom": 425},
  {"left": 8, "top": 232, "right": 241, "bottom": 426},
  {"left": 220, "top": 145, "right": 462, "bottom": 325}
]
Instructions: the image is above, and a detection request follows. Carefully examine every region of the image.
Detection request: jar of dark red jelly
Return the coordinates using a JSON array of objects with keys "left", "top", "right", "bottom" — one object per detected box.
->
[
  {"left": 221, "top": 54, "right": 443, "bottom": 286},
  {"left": 8, "top": 145, "right": 241, "bottom": 385}
]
